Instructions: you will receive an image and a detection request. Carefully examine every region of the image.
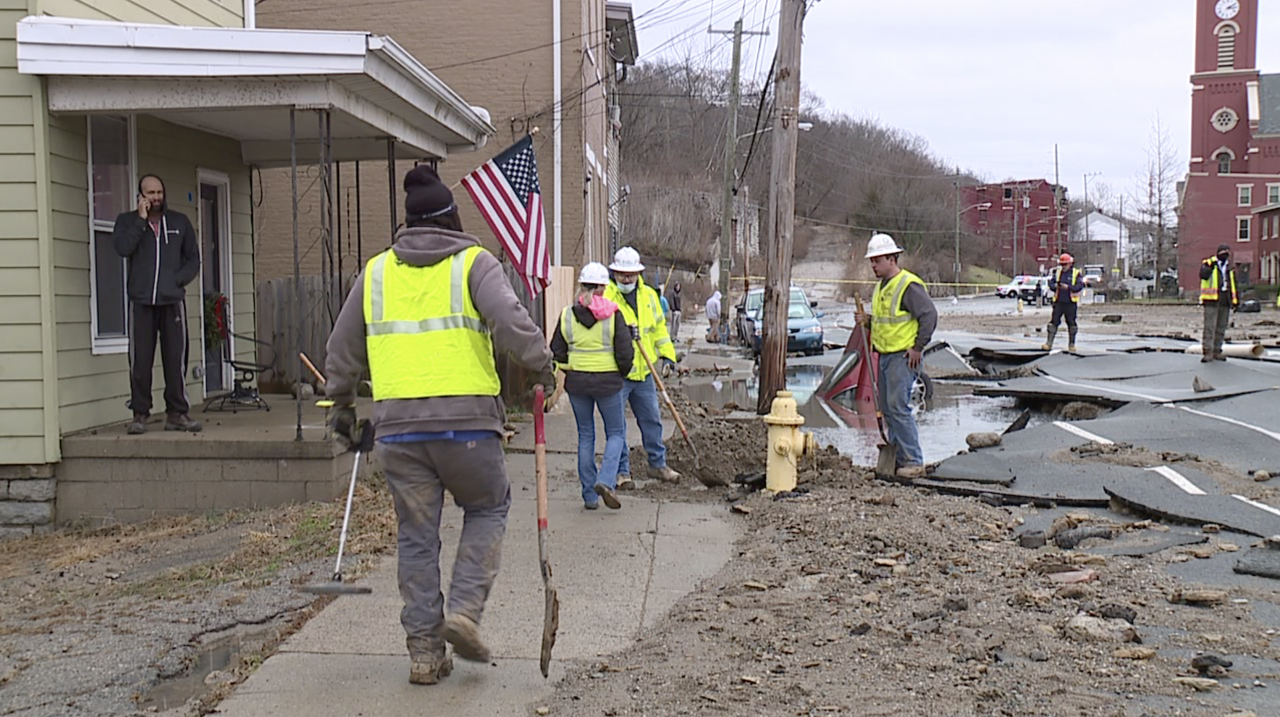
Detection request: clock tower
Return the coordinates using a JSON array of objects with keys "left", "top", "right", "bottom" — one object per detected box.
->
[{"left": 1188, "top": 0, "right": 1256, "bottom": 178}]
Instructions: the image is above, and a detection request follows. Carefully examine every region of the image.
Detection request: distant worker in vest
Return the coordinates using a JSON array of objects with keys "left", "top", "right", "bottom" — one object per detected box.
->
[
  {"left": 324, "top": 165, "right": 555, "bottom": 686},
  {"left": 113, "top": 174, "right": 203, "bottom": 434},
  {"left": 604, "top": 247, "right": 682, "bottom": 489},
  {"left": 1041, "top": 253, "right": 1085, "bottom": 352},
  {"left": 551, "top": 262, "right": 635, "bottom": 510},
  {"left": 861, "top": 233, "right": 938, "bottom": 480},
  {"left": 1199, "top": 243, "right": 1238, "bottom": 363}
]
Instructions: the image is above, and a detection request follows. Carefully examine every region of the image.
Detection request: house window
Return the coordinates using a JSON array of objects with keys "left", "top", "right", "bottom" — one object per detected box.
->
[
  {"left": 1003, "top": 187, "right": 1013, "bottom": 201},
  {"left": 1268, "top": 184, "right": 1280, "bottom": 205},
  {"left": 1218, "top": 25, "right": 1236, "bottom": 69},
  {"left": 1238, "top": 217, "right": 1250, "bottom": 242},
  {"left": 1217, "top": 152, "right": 1232, "bottom": 174},
  {"left": 1039, "top": 232, "right": 1048, "bottom": 249},
  {"left": 978, "top": 208, "right": 988, "bottom": 223},
  {"left": 88, "top": 115, "right": 135, "bottom": 353},
  {"left": 1238, "top": 185, "right": 1253, "bottom": 207}
]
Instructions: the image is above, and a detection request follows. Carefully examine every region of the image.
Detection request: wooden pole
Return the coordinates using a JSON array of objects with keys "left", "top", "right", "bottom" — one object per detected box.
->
[{"left": 757, "top": 0, "right": 806, "bottom": 415}]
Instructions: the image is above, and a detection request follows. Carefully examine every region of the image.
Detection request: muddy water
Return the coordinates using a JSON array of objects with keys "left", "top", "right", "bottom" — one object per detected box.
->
[{"left": 683, "top": 367, "right": 1031, "bottom": 466}]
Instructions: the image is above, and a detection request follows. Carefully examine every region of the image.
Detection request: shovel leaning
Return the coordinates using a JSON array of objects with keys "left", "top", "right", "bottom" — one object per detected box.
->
[
  {"left": 854, "top": 295, "right": 899, "bottom": 478},
  {"left": 532, "top": 384, "right": 560, "bottom": 678},
  {"left": 634, "top": 341, "right": 726, "bottom": 487}
]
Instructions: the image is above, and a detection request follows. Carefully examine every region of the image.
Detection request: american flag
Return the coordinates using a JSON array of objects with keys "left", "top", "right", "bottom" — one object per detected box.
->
[{"left": 461, "top": 134, "right": 549, "bottom": 298}]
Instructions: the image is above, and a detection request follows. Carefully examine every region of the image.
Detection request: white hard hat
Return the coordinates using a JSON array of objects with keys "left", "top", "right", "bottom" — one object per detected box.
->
[
  {"left": 864, "top": 233, "right": 903, "bottom": 259},
  {"left": 578, "top": 261, "right": 609, "bottom": 286},
  {"left": 608, "top": 246, "right": 645, "bottom": 272}
]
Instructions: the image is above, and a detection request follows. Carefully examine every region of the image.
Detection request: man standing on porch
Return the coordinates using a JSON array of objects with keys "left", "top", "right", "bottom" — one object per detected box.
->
[
  {"left": 325, "top": 165, "right": 555, "bottom": 685},
  {"left": 113, "top": 174, "right": 202, "bottom": 434}
]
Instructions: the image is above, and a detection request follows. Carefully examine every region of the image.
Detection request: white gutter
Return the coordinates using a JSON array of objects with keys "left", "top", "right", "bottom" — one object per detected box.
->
[
  {"left": 553, "top": 0, "right": 562, "bottom": 266},
  {"left": 244, "top": 0, "right": 255, "bottom": 29}
]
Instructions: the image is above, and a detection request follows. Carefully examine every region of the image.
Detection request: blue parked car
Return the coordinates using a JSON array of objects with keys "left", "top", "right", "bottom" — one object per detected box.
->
[{"left": 736, "top": 287, "right": 824, "bottom": 357}]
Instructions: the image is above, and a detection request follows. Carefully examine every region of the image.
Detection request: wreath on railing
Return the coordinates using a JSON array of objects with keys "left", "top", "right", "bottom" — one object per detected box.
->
[{"left": 204, "top": 293, "right": 229, "bottom": 350}]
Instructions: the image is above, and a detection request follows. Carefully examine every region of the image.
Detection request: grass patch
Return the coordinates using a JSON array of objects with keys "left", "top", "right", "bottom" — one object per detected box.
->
[{"left": 963, "top": 266, "right": 1010, "bottom": 288}]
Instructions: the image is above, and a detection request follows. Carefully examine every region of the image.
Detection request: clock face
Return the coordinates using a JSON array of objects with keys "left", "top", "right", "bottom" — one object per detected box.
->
[{"left": 1216, "top": 0, "right": 1240, "bottom": 19}]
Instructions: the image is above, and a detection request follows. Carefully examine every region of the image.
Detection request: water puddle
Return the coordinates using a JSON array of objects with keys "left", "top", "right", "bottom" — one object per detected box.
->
[
  {"left": 139, "top": 623, "right": 283, "bottom": 712},
  {"left": 684, "top": 366, "right": 1031, "bottom": 466}
]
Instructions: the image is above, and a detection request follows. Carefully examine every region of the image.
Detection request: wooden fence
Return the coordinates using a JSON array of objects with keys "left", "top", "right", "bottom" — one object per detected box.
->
[{"left": 255, "top": 275, "right": 349, "bottom": 391}]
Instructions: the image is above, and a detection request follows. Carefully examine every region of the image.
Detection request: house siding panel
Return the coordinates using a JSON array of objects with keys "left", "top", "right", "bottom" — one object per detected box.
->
[
  {"left": 38, "top": 0, "right": 242, "bottom": 28},
  {"left": 50, "top": 114, "right": 254, "bottom": 436}
]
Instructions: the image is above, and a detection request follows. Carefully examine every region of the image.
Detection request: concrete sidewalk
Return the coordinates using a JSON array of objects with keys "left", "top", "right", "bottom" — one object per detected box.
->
[{"left": 212, "top": 408, "right": 738, "bottom": 717}]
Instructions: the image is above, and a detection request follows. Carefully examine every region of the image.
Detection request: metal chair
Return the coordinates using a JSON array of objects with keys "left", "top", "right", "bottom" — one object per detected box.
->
[{"left": 203, "top": 298, "right": 274, "bottom": 413}]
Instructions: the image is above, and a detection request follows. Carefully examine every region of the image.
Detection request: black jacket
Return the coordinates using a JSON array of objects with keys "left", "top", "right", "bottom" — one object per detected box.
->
[
  {"left": 113, "top": 209, "right": 200, "bottom": 305},
  {"left": 551, "top": 304, "right": 634, "bottom": 397}
]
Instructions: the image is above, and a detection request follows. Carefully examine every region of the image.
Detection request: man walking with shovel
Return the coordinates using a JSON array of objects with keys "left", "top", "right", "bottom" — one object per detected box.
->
[
  {"left": 861, "top": 234, "right": 937, "bottom": 480},
  {"left": 325, "top": 166, "right": 555, "bottom": 685}
]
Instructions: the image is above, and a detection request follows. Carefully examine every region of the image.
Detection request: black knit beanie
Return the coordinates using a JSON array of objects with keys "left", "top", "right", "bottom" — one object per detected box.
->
[{"left": 403, "top": 165, "right": 456, "bottom": 224}]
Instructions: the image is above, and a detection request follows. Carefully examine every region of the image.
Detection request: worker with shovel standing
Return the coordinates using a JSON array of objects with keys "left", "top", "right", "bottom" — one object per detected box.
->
[
  {"left": 324, "top": 165, "right": 555, "bottom": 685},
  {"left": 604, "top": 247, "right": 682, "bottom": 488},
  {"left": 862, "top": 234, "right": 937, "bottom": 480}
]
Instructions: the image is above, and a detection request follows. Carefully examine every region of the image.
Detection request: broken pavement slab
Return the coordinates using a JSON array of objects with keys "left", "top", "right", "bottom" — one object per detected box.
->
[
  {"left": 1234, "top": 545, "right": 1280, "bottom": 580},
  {"left": 1105, "top": 480, "right": 1280, "bottom": 538}
]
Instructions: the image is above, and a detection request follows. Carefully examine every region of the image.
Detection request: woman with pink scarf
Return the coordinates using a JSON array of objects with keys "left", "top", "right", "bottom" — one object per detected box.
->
[{"left": 550, "top": 262, "right": 635, "bottom": 509}]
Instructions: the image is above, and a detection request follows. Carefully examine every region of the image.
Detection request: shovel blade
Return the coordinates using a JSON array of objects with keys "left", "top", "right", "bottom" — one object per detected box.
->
[
  {"left": 875, "top": 441, "right": 898, "bottom": 479},
  {"left": 539, "top": 582, "right": 560, "bottom": 678}
]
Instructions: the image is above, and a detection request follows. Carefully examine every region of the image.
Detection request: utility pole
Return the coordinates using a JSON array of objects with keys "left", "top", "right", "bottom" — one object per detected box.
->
[
  {"left": 1012, "top": 188, "right": 1019, "bottom": 276},
  {"left": 757, "top": 0, "right": 805, "bottom": 415},
  {"left": 1053, "top": 144, "right": 1061, "bottom": 255},
  {"left": 953, "top": 168, "right": 961, "bottom": 298},
  {"left": 710, "top": 19, "right": 767, "bottom": 341}
]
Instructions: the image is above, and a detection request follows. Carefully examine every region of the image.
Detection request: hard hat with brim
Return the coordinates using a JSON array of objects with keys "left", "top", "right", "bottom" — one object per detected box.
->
[
  {"left": 865, "top": 233, "right": 903, "bottom": 259},
  {"left": 609, "top": 246, "right": 645, "bottom": 272}
]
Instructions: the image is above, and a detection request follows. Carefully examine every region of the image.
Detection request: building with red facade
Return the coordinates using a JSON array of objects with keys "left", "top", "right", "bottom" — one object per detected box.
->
[
  {"left": 959, "top": 179, "right": 1069, "bottom": 277},
  {"left": 1179, "top": 0, "right": 1280, "bottom": 290}
]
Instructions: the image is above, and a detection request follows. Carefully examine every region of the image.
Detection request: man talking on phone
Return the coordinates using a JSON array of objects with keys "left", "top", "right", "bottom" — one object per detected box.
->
[{"left": 113, "top": 174, "right": 202, "bottom": 434}]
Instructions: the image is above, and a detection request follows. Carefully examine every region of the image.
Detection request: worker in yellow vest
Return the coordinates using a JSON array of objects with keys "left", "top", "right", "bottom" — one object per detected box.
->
[
  {"left": 1042, "top": 253, "right": 1085, "bottom": 352},
  {"left": 324, "top": 166, "right": 555, "bottom": 686},
  {"left": 604, "top": 247, "right": 681, "bottom": 488},
  {"left": 1198, "top": 243, "right": 1238, "bottom": 363},
  {"left": 550, "top": 262, "right": 634, "bottom": 510},
  {"left": 861, "top": 233, "right": 937, "bottom": 480}
]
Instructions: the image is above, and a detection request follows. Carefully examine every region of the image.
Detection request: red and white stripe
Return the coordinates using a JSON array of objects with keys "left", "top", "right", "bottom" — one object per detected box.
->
[{"left": 462, "top": 162, "right": 526, "bottom": 266}]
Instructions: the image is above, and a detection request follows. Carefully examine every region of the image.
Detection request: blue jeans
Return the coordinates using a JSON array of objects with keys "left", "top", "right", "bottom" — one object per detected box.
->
[
  {"left": 878, "top": 351, "right": 923, "bottom": 467},
  {"left": 617, "top": 375, "right": 666, "bottom": 476},
  {"left": 568, "top": 390, "right": 626, "bottom": 505}
]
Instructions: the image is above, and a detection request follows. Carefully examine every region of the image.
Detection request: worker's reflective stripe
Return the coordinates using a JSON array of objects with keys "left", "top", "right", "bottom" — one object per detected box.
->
[
  {"left": 367, "top": 315, "right": 489, "bottom": 336},
  {"left": 367, "top": 253, "right": 389, "bottom": 321},
  {"left": 1200, "top": 261, "right": 1238, "bottom": 305},
  {"left": 450, "top": 252, "right": 466, "bottom": 314},
  {"left": 561, "top": 306, "right": 618, "bottom": 371},
  {"left": 604, "top": 279, "right": 673, "bottom": 380},
  {"left": 561, "top": 307, "right": 614, "bottom": 353},
  {"left": 871, "top": 270, "right": 925, "bottom": 354},
  {"left": 872, "top": 274, "right": 915, "bottom": 325},
  {"left": 1056, "top": 267, "right": 1082, "bottom": 303}
]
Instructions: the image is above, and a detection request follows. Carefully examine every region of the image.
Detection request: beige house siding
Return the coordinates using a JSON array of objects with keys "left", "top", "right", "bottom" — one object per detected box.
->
[
  {"left": 253, "top": 0, "right": 616, "bottom": 282},
  {"left": 36, "top": 0, "right": 243, "bottom": 28},
  {"left": 51, "top": 114, "right": 254, "bottom": 435},
  {"left": 0, "top": 1, "right": 54, "bottom": 465}
]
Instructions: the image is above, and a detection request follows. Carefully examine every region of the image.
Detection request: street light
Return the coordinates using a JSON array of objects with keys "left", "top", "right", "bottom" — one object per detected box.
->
[
  {"left": 736, "top": 122, "right": 812, "bottom": 142},
  {"left": 954, "top": 200, "right": 992, "bottom": 297}
]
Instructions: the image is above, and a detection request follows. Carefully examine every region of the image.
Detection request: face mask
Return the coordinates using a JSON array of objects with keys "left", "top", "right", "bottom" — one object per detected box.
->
[{"left": 616, "top": 282, "right": 637, "bottom": 293}]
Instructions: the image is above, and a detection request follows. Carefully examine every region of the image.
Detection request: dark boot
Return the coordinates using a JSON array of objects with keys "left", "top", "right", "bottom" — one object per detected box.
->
[
  {"left": 127, "top": 414, "right": 148, "bottom": 435},
  {"left": 165, "top": 413, "right": 203, "bottom": 432},
  {"left": 1067, "top": 327, "right": 1078, "bottom": 352},
  {"left": 1041, "top": 325, "right": 1057, "bottom": 351},
  {"left": 407, "top": 638, "right": 452, "bottom": 685}
]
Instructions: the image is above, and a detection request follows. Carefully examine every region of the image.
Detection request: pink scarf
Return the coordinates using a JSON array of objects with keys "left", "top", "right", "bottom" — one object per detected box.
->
[{"left": 579, "top": 294, "right": 618, "bottom": 320}]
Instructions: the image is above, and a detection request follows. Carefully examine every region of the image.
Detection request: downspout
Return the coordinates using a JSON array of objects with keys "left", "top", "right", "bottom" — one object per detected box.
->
[
  {"left": 553, "top": 0, "right": 562, "bottom": 266},
  {"left": 244, "top": 0, "right": 255, "bottom": 29},
  {"left": 31, "top": 77, "right": 60, "bottom": 463}
]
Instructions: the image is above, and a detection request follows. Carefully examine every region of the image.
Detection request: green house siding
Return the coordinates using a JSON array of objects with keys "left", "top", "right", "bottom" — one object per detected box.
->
[
  {"left": 51, "top": 115, "right": 255, "bottom": 436},
  {"left": 0, "top": 2, "right": 55, "bottom": 465},
  {"left": 37, "top": 0, "right": 243, "bottom": 28}
]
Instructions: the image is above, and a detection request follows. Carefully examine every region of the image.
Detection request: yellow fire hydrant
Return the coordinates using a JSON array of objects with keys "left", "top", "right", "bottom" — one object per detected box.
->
[{"left": 762, "top": 390, "right": 816, "bottom": 493}]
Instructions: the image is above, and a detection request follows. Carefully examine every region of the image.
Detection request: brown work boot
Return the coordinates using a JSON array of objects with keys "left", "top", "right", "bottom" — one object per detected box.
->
[
  {"left": 594, "top": 484, "right": 622, "bottom": 510},
  {"left": 1200, "top": 355, "right": 1213, "bottom": 363},
  {"left": 1213, "top": 352, "right": 1227, "bottom": 361},
  {"left": 616, "top": 476, "right": 635, "bottom": 491},
  {"left": 407, "top": 638, "right": 452, "bottom": 685},
  {"left": 895, "top": 464, "right": 926, "bottom": 480},
  {"left": 165, "top": 413, "right": 203, "bottom": 432},
  {"left": 443, "top": 614, "right": 491, "bottom": 663},
  {"left": 647, "top": 465, "right": 682, "bottom": 483},
  {"left": 126, "top": 414, "right": 148, "bottom": 435}
]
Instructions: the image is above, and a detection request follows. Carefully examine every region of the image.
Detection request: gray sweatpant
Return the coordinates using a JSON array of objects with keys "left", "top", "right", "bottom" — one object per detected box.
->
[
  {"left": 1202, "top": 299, "right": 1232, "bottom": 356},
  {"left": 378, "top": 437, "right": 511, "bottom": 649}
]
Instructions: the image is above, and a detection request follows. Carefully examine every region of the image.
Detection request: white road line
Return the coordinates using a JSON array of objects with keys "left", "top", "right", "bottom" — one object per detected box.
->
[
  {"left": 1052, "top": 421, "right": 1114, "bottom": 445},
  {"left": 1166, "top": 404, "right": 1280, "bottom": 443},
  {"left": 1232, "top": 494, "right": 1280, "bottom": 518},
  {"left": 1042, "top": 375, "right": 1170, "bottom": 403},
  {"left": 1144, "top": 466, "right": 1207, "bottom": 496}
]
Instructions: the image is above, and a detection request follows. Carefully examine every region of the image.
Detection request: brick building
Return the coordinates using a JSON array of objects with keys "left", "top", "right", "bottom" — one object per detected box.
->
[
  {"left": 959, "top": 179, "right": 1069, "bottom": 277},
  {"left": 1178, "top": 0, "right": 1280, "bottom": 290},
  {"left": 253, "top": 1, "right": 639, "bottom": 283}
]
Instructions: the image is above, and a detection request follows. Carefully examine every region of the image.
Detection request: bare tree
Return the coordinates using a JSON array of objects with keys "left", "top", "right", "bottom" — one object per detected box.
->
[{"left": 1130, "top": 116, "right": 1180, "bottom": 283}]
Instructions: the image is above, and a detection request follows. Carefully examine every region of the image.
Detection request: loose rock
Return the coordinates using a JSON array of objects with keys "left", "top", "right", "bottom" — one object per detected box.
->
[
  {"left": 1171, "top": 676, "right": 1219, "bottom": 691},
  {"left": 1252, "top": 470, "right": 1271, "bottom": 482},
  {"left": 1192, "top": 376, "right": 1215, "bottom": 393},
  {"left": 1169, "top": 589, "right": 1229, "bottom": 606},
  {"left": 1064, "top": 614, "right": 1138, "bottom": 643},
  {"left": 1018, "top": 531, "right": 1047, "bottom": 549},
  {"left": 1113, "top": 647, "right": 1157, "bottom": 660},
  {"left": 965, "top": 432, "right": 1002, "bottom": 449}
]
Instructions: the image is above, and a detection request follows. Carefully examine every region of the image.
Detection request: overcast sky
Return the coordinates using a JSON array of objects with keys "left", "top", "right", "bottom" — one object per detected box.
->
[{"left": 627, "top": 0, "right": 1280, "bottom": 205}]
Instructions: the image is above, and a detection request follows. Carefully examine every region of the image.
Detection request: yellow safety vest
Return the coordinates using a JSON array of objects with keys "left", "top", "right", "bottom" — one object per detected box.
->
[
  {"left": 361, "top": 246, "right": 499, "bottom": 400},
  {"left": 1199, "top": 259, "right": 1238, "bottom": 305},
  {"left": 559, "top": 306, "right": 618, "bottom": 373},
  {"left": 604, "top": 279, "right": 675, "bottom": 381},
  {"left": 871, "top": 269, "right": 926, "bottom": 354},
  {"left": 1053, "top": 266, "right": 1083, "bottom": 303}
]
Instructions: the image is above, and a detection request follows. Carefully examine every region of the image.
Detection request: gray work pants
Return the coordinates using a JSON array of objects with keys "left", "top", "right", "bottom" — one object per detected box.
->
[
  {"left": 1202, "top": 299, "right": 1232, "bottom": 356},
  {"left": 378, "top": 437, "right": 511, "bottom": 646}
]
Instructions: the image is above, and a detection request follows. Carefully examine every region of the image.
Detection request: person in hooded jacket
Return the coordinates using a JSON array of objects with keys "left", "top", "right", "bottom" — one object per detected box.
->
[
  {"left": 550, "top": 262, "right": 634, "bottom": 510},
  {"left": 324, "top": 165, "right": 555, "bottom": 686}
]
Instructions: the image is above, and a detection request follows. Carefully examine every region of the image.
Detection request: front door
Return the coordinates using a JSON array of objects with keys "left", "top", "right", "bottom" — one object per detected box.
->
[{"left": 198, "top": 172, "right": 232, "bottom": 396}]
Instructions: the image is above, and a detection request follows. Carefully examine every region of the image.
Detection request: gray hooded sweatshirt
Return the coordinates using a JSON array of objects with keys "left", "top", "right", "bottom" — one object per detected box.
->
[{"left": 324, "top": 226, "right": 553, "bottom": 437}]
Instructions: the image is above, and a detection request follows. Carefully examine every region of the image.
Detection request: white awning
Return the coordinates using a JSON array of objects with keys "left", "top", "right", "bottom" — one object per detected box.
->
[{"left": 16, "top": 16, "right": 495, "bottom": 166}]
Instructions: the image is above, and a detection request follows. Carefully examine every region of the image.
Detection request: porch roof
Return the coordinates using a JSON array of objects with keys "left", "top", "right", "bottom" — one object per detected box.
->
[{"left": 15, "top": 16, "right": 495, "bottom": 166}]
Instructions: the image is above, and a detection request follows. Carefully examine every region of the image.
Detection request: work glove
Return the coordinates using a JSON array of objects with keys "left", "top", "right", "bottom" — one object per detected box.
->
[
  {"left": 659, "top": 358, "right": 677, "bottom": 378},
  {"left": 331, "top": 406, "right": 375, "bottom": 453},
  {"left": 628, "top": 325, "right": 640, "bottom": 341},
  {"left": 534, "top": 363, "right": 557, "bottom": 394}
]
